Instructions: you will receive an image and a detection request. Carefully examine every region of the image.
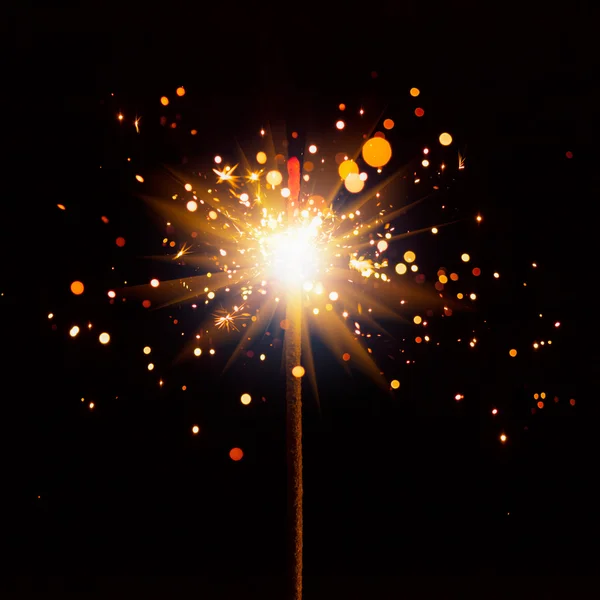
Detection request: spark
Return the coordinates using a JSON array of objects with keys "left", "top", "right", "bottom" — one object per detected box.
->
[
  {"left": 213, "top": 304, "right": 250, "bottom": 332},
  {"left": 213, "top": 163, "right": 240, "bottom": 186},
  {"left": 349, "top": 256, "right": 375, "bottom": 278},
  {"left": 173, "top": 242, "right": 192, "bottom": 260}
]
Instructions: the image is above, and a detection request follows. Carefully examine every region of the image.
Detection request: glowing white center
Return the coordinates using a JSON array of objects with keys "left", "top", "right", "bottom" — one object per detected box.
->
[{"left": 268, "top": 227, "right": 319, "bottom": 286}]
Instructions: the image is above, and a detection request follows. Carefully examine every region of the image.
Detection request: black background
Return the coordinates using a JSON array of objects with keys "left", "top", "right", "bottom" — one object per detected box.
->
[{"left": 3, "top": 2, "right": 595, "bottom": 598}]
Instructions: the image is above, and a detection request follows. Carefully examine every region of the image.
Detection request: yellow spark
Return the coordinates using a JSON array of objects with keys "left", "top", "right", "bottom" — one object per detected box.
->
[
  {"left": 213, "top": 163, "right": 240, "bottom": 186},
  {"left": 173, "top": 243, "right": 192, "bottom": 260},
  {"left": 213, "top": 304, "right": 250, "bottom": 332},
  {"left": 349, "top": 256, "right": 374, "bottom": 278}
]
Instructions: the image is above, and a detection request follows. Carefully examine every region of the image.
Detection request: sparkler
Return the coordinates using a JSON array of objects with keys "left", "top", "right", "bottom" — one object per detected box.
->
[
  {"left": 44, "top": 77, "right": 577, "bottom": 597},
  {"left": 120, "top": 119, "right": 453, "bottom": 599},
  {"left": 70, "top": 85, "right": 568, "bottom": 599}
]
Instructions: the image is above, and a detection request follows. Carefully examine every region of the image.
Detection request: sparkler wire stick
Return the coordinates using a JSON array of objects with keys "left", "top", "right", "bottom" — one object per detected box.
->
[
  {"left": 285, "top": 288, "right": 303, "bottom": 600},
  {"left": 285, "top": 155, "right": 303, "bottom": 600}
]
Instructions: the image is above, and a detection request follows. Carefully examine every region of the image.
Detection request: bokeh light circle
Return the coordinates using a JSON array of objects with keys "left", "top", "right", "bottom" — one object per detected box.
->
[
  {"left": 70, "top": 281, "right": 84, "bottom": 295},
  {"left": 344, "top": 173, "right": 364, "bottom": 193},
  {"left": 362, "top": 137, "right": 392, "bottom": 168},
  {"left": 266, "top": 170, "right": 283, "bottom": 186},
  {"left": 292, "top": 365, "right": 305, "bottom": 378},
  {"left": 338, "top": 159, "right": 359, "bottom": 180},
  {"left": 439, "top": 132, "right": 453, "bottom": 146},
  {"left": 230, "top": 447, "right": 244, "bottom": 461}
]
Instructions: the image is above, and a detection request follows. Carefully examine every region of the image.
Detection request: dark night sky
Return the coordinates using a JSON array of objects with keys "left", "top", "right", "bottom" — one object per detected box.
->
[{"left": 3, "top": 3, "right": 596, "bottom": 598}]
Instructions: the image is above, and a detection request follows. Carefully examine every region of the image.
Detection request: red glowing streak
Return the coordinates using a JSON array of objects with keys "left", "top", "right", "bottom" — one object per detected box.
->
[{"left": 287, "top": 156, "right": 300, "bottom": 220}]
